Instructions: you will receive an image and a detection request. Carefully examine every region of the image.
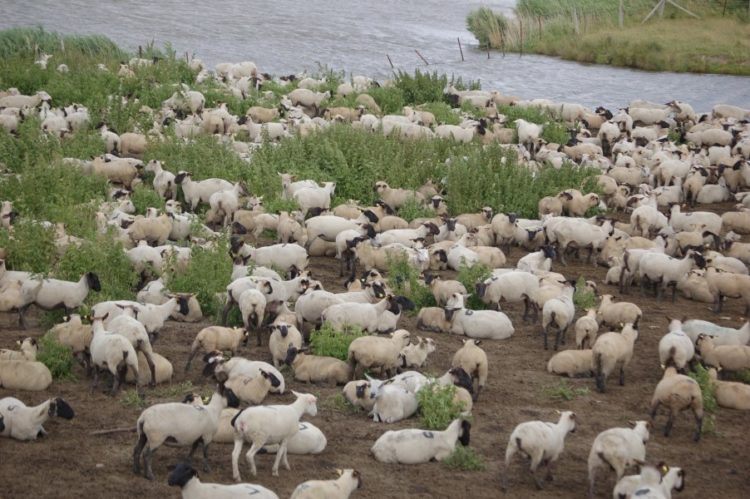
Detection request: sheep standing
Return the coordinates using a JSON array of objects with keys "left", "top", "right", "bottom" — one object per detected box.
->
[
  {"left": 0, "top": 396, "right": 75, "bottom": 440},
  {"left": 650, "top": 367, "right": 703, "bottom": 442},
  {"left": 575, "top": 309, "right": 599, "bottom": 349},
  {"left": 592, "top": 323, "right": 639, "bottom": 393},
  {"left": 587, "top": 421, "right": 650, "bottom": 498},
  {"left": 451, "top": 339, "right": 488, "bottom": 399},
  {"left": 347, "top": 329, "right": 410, "bottom": 379},
  {"left": 502, "top": 411, "right": 577, "bottom": 491},
  {"left": 542, "top": 284, "right": 575, "bottom": 350},
  {"left": 89, "top": 314, "right": 140, "bottom": 396},
  {"left": 658, "top": 319, "right": 695, "bottom": 370}
]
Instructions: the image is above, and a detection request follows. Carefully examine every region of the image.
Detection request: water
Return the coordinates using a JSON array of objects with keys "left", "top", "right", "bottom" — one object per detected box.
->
[{"left": 1, "top": 0, "right": 748, "bottom": 112}]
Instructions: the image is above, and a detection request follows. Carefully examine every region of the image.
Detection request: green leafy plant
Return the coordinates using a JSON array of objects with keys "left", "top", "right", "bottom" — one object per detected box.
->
[
  {"left": 443, "top": 446, "right": 485, "bottom": 471},
  {"left": 37, "top": 334, "right": 76, "bottom": 380},
  {"left": 543, "top": 380, "right": 590, "bottom": 401},
  {"left": 456, "top": 262, "right": 492, "bottom": 310},
  {"left": 573, "top": 276, "right": 597, "bottom": 309},
  {"left": 689, "top": 363, "right": 717, "bottom": 434},
  {"left": 310, "top": 322, "right": 365, "bottom": 360},
  {"left": 417, "top": 382, "right": 466, "bottom": 430},
  {"left": 386, "top": 254, "right": 436, "bottom": 310}
]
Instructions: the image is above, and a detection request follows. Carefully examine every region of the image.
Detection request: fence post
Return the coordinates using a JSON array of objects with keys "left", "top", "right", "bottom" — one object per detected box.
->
[
  {"left": 457, "top": 37, "right": 465, "bottom": 62},
  {"left": 519, "top": 17, "right": 524, "bottom": 57},
  {"left": 138, "top": 45, "right": 142, "bottom": 58},
  {"left": 386, "top": 54, "right": 394, "bottom": 69},
  {"left": 415, "top": 49, "right": 429, "bottom": 65}
]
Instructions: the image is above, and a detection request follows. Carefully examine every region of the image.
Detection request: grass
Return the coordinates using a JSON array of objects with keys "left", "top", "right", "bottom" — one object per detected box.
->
[
  {"left": 310, "top": 322, "right": 365, "bottom": 360},
  {"left": 689, "top": 363, "right": 718, "bottom": 434},
  {"left": 573, "top": 276, "right": 597, "bottom": 309},
  {"left": 120, "top": 389, "right": 147, "bottom": 409},
  {"left": 544, "top": 379, "right": 590, "bottom": 401},
  {"left": 417, "top": 382, "right": 466, "bottom": 431},
  {"left": 321, "top": 393, "right": 360, "bottom": 414},
  {"left": 456, "top": 263, "right": 492, "bottom": 310},
  {"left": 467, "top": 1, "right": 750, "bottom": 75},
  {"left": 443, "top": 446, "right": 485, "bottom": 471},
  {"left": 37, "top": 334, "right": 76, "bottom": 380},
  {"left": 386, "top": 254, "right": 436, "bottom": 311}
]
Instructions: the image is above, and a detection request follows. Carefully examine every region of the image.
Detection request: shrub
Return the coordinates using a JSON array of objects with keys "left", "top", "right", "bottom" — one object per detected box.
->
[
  {"left": 456, "top": 262, "right": 492, "bottom": 310},
  {"left": 310, "top": 322, "right": 365, "bottom": 360},
  {"left": 417, "top": 382, "right": 466, "bottom": 430},
  {"left": 386, "top": 254, "right": 436, "bottom": 310},
  {"left": 37, "top": 334, "right": 75, "bottom": 380},
  {"left": 573, "top": 276, "right": 597, "bottom": 309},
  {"left": 130, "top": 184, "right": 163, "bottom": 215},
  {"left": 466, "top": 7, "right": 510, "bottom": 50},
  {"left": 443, "top": 446, "right": 485, "bottom": 471},
  {"left": 418, "top": 101, "right": 460, "bottom": 126},
  {"left": 689, "top": 363, "right": 717, "bottom": 434},
  {"left": 397, "top": 198, "right": 435, "bottom": 222},
  {"left": 0, "top": 221, "right": 56, "bottom": 274}
]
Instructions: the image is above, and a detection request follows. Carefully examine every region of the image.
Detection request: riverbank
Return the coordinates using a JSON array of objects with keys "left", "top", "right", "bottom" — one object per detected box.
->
[{"left": 467, "top": 1, "right": 750, "bottom": 76}]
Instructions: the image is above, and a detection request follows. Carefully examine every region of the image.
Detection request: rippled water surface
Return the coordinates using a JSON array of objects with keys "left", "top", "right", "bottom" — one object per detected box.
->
[{"left": 2, "top": 0, "right": 748, "bottom": 111}]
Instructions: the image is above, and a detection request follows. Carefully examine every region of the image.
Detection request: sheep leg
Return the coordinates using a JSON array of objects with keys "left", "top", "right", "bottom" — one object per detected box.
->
[
  {"left": 201, "top": 439, "right": 211, "bottom": 472},
  {"left": 18, "top": 304, "right": 30, "bottom": 329},
  {"left": 184, "top": 350, "right": 197, "bottom": 373},
  {"left": 650, "top": 401, "right": 660, "bottom": 421},
  {"left": 542, "top": 326, "right": 549, "bottom": 350},
  {"left": 231, "top": 438, "right": 244, "bottom": 482},
  {"left": 693, "top": 410, "right": 703, "bottom": 442},
  {"left": 132, "top": 433, "right": 146, "bottom": 474},
  {"left": 618, "top": 365, "right": 625, "bottom": 386},
  {"left": 220, "top": 300, "right": 234, "bottom": 326},
  {"left": 664, "top": 411, "right": 674, "bottom": 437},
  {"left": 545, "top": 460, "right": 555, "bottom": 482},
  {"left": 187, "top": 439, "right": 201, "bottom": 462},
  {"left": 245, "top": 440, "right": 265, "bottom": 477},
  {"left": 90, "top": 367, "right": 101, "bottom": 393},
  {"left": 713, "top": 294, "right": 723, "bottom": 313},
  {"left": 554, "top": 328, "right": 562, "bottom": 351},
  {"left": 145, "top": 353, "right": 156, "bottom": 388},
  {"left": 588, "top": 468, "right": 597, "bottom": 499},
  {"left": 143, "top": 446, "right": 156, "bottom": 480},
  {"left": 280, "top": 439, "right": 291, "bottom": 471},
  {"left": 669, "top": 282, "right": 678, "bottom": 303}
]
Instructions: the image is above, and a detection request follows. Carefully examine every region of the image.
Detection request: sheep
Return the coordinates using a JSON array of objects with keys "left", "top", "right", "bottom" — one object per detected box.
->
[
  {"left": 597, "top": 295, "right": 642, "bottom": 329},
  {"left": 515, "top": 119, "right": 543, "bottom": 156},
  {"left": 426, "top": 275, "right": 467, "bottom": 307},
  {"left": 703, "top": 266, "right": 750, "bottom": 314},
  {"left": 128, "top": 214, "right": 172, "bottom": 246},
  {"left": 613, "top": 464, "right": 685, "bottom": 499},
  {"left": 658, "top": 319, "right": 695, "bottom": 370},
  {"left": 89, "top": 314, "right": 140, "bottom": 396},
  {"left": 542, "top": 283, "right": 575, "bottom": 350},
  {"left": 547, "top": 349, "right": 594, "bottom": 377},
  {"left": 455, "top": 207, "right": 494, "bottom": 232},
  {"left": 294, "top": 289, "right": 344, "bottom": 331},
  {"left": 502, "top": 411, "right": 577, "bottom": 491},
  {"left": 231, "top": 391, "right": 318, "bottom": 479},
  {"left": 371, "top": 417, "right": 470, "bottom": 464},
  {"left": 445, "top": 292, "right": 515, "bottom": 340},
  {"left": 375, "top": 222, "right": 439, "bottom": 247},
  {"left": 47, "top": 314, "right": 93, "bottom": 369},
  {"left": 650, "top": 367, "right": 703, "bottom": 441},
  {"left": 0, "top": 360, "right": 53, "bottom": 391},
  {"left": 239, "top": 288, "right": 267, "bottom": 337},
  {"left": 347, "top": 329, "right": 411, "bottom": 379},
  {"left": 167, "top": 462, "right": 280, "bottom": 499},
  {"left": 119, "top": 132, "right": 148, "bottom": 158},
  {"left": 123, "top": 351, "right": 172, "bottom": 385},
  {"left": 399, "top": 337, "right": 436, "bottom": 370},
  {"left": 356, "top": 93, "right": 381, "bottom": 114},
  {"left": 721, "top": 209, "right": 750, "bottom": 235},
  {"left": 416, "top": 306, "right": 452, "bottom": 333},
  {"left": 373, "top": 181, "right": 424, "bottom": 211},
  {"left": 475, "top": 271, "right": 540, "bottom": 321},
  {"left": 669, "top": 204, "right": 722, "bottom": 235},
  {"left": 724, "top": 239, "right": 750, "bottom": 265},
  {"left": 186, "top": 326, "right": 248, "bottom": 372},
  {"left": 543, "top": 217, "right": 613, "bottom": 265},
  {"left": 695, "top": 334, "right": 750, "bottom": 372},
  {"left": 322, "top": 296, "right": 399, "bottom": 334},
  {"left": 559, "top": 190, "right": 601, "bottom": 217},
  {"left": 0, "top": 90, "right": 51, "bottom": 109},
  {"left": 707, "top": 367, "right": 750, "bottom": 410},
  {"left": 285, "top": 345, "right": 351, "bottom": 385},
  {"left": 587, "top": 421, "right": 650, "bottom": 498},
  {"left": 574, "top": 309, "right": 599, "bottom": 350},
  {"left": 0, "top": 337, "right": 38, "bottom": 361},
  {"left": 21, "top": 272, "right": 101, "bottom": 322},
  {"left": 288, "top": 88, "right": 329, "bottom": 115},
  {"left": 371, "top": 383, "right": 418, "bottom": 423},
  {"left": 451, "top": 339, "right": 487, "bottom": 399},
  {"left": 681, "top": 319, "right": 750, "bottom": 346},
  {"left": 175, "top": 171, "right": 233, "bottom": 211},
  {"left": 107, "top": 311, "right": 158, "bottom": 386},
  {"left": 517, "top": 246, "right": 556, "bottom": 273},
  {"left": 342, "top": 380, "right": 375, "bottom": 412},
  {"left": 242, "top": 243, "right": 308, "bottom": 276},
  {"left": 592, "top": 323, "right": 639, "bottom": 393},
  {"left": 292, "top": 182, "right": 336, "bottom": 217},
  {"left": 268, "top": 322, "right": 303, "bottom": 367},
  {"left": 224, "top": 369, "right": 281, "bottom": 405},
  {"left": 203, "top": 353, "right": 286, "bottom": 396},
  {"left": 133, "top": 384, "right": 240, "bottom": 480},
  {"left": 290, "top": 469, "right": 362, "bottom": 499},
  {"left": 0, "top": 396, "right": 74, "bottom": 441}
]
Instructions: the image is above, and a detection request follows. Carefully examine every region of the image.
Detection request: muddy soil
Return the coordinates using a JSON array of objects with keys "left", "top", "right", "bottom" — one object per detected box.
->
[{"left": 1, "top": 227, "right": 749, "bottom": 499}]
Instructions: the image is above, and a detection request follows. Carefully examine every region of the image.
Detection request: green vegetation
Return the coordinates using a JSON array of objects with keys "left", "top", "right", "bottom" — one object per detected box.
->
[
  {"left": 309, "top": 323, "right": 365, "bottom": 360},
  {"left": 120, "top": 389, "right": 147, "bottom": 409},
  {"left": 456, "top": 263, "right": 492, "bottom": 310},
  {"left": 689, "top": 364, "right": 717, "bottom": 434},
  {"left": 544, "top": 379, "right": 590, "bottom": 401},
  {"left": 467, "top": 1, "right": 750, "bottom": 75},
  {"left": 322, "top": 393, "right": 361, "bottom": 414},
  {"left": 573, "top": 276, "right": 597, "bottom": 310},
  {"left": 417, "top": 382, "right": 466, "bottom": 430},
  {"left": 386, "top": 255, "right": 436, "bottom": 311},
  {"left": 443, "top": 446, "right": 486, "bottom": 471},
  {"left": 37, "top": 334, "right": 76, "bottom": 380}
]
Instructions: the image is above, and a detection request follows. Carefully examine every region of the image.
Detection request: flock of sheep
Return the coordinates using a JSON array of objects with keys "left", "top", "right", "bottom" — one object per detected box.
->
[{"left": 1, "top": 51, "right": 750, "bottom": 498}]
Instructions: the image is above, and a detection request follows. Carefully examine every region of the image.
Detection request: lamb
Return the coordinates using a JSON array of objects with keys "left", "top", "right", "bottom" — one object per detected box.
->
[
  {"left": 696, "top": 334, "right": 750, "bottom": 372},
  {"left": 547, "top": 349, "right": 594, "bottom": 377},
  {"left": 502, "top": 411, "right": 577, "bottom": 491},
  {"left": 373, "top": 181, "right": 424, "bottom": 211},
  {"left": 0, "top": 337, "right": 38, "bottom": 361},
  {"left": 416, "top": 306, "right": 452, "bottom": 333},
  {"left": 342, "top": 380, "right": 375, "bottom": 412},
  {"left": 231, "top": 391, "right": 318, "bottom": 479},
  {"left": 658, "top": 319, "right": 695, "bottom": 370},
  {"left": 0, "top": 396, "right": 74, "bottom": 441},
  {"left": 445, "top": 292, "right": 515, "bottom": 340},
  {"left": 542, "top": 284, "right": 575, "bottom": 350},
  {"left": 708, "top": 367, "right": 750, "bottom": 410},
  {"left": 174, "top": 171, "right": 233, "bottom": 211},
  {"left": 597, "top": 295, "right": 642, "bottom": 329},
  {"left": 517, "top": 246, "right": 556, "bottom": 273},
  {"left": 347, "top": 329, "right": 411, "bottom": 379},
  {"left": 399, "top": 337, "right": 436, "bottom": 369},
  {"left": 613, "top": 464, "right": 685, "bottom": 499},
  {"left": 290, "top": 469, "right": 362, "bottom": 499},
  {"left": 268, "top": 322, "right": 303, "bottom": 367},
  {"left": 285, "top": 345, "right": 350, "bottom": 385},
  {"left": 185, "top": 326, "right": 248, "bottom": 372},
  {"left": 575, "top": 309, "right": 599, "bottom": 350},
  {"left": 0, "top": 360, "right": 53, "bottom": 391},
  {"left": 89, "top": 314, "right": 140, "bottom": 396},
  {"left": 650, "top": 367, "right": 703, "bottom": 441},
  {"left": 587, "top": 421, "right": 650, "bottom": 498},
  {"left": 21, "top": 272, "right": 101, "bottom": 321},
  {"left": 133, "top": 383, "right": 240, "bottom": 480},
  {"left": 167, "top": 462, "right": 280, "bottom": 499},
  {"left": 451, "top": 339, "right": 488, "bottom": 399},
  {"left": 224, "top": 369, "right": 281, "bottom": 405},
  {"left": 592, "top": 323, "right": 639, "bottom": 393},
  {"left": 371, "top": 418, "right": 471, "bottom": 464},
  {"left": 371, "top": 383, "right": 418, "bottom": 423}
]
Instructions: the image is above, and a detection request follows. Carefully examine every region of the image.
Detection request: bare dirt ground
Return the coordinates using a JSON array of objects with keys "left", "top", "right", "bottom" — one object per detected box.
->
[{"left": 2, "top": 223, "right": 750, "bottom": 499}]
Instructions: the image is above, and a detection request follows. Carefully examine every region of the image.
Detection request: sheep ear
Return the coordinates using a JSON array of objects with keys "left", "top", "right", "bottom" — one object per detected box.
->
[{"left": 335, "top": 469, "right": 343, "bottom": 476}]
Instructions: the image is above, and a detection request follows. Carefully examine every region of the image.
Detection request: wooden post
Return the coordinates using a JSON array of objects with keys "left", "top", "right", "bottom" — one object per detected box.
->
[
  {"left": 619, "top": 0, "right": 624, "bottom": 28},
  {"left": 537, "top": 16, "right": 543, "bottom": 39},
  {"left": 386, "top": 54, "right": 394, "bottom": 69},
  {"left": 138, "top": 45, "right": 142, "bottom": 58},
  {"left": 519, "top": 17, "right": 524, "bottom": 57},
  {"left": 457, "top": 37, "right": 464, "bottom": 62},
  {"left": 415, "top": 49, "right": 429, "bottom": 65}
]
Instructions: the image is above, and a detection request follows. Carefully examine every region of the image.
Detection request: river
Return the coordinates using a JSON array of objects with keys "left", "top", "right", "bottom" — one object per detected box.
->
[{"left": 2, "top": 0, "right": 748, "bottom": 112}]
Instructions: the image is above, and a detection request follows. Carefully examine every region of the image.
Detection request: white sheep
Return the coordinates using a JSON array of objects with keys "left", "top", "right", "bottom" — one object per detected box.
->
[
  {"left": 371, "top": 383, "right": 418, "bottom": 423},
  {"left": 650, "top": 367, "right": 703, "bottom": 441},
  {"left": 708, "top": 367, "right": 750, "bottom": 410},
  {"left": 0, "top": 396, "right": 74, "bottom": 441},
  {"left": 696, "top": 334, "right": 750, "bottom": 372},
  {"left": 286, "top": 345, "right": 351, "bottom": 385},
  {"left": 323, "top": 296, "right": 397, "bottom": 334},
  {"left": 597, "top": 294, "right": 642, "bottom": 329},
  {"left": 587, "top": 421, "right": 650, "bottom": 498},
  {"left": 238, "top": 288, "right": 267, "bottom": 337},
  {"left": 502, "top": 411, "right": 577, "bottom": 491},
  {"left": 372, "top": 418, "right": 471, "bottom": 464},
  {"left": 47, "top": 314, "right": 93, "bottom": 369},
  {"left": 268, "top": 322, "right": 303, "bottom": 367},
  {"left": 290, "top": 469, "right": 361, "bottom": 499},
  {"left": 231, "top": 391, "right": 318, "bottom": 479},
  {"left": 175, "top": 171, "right": 233, "bottom": 211},
  {"left": 445, "top": 292, "right": 514, "bottom": 340},
  {"left": 575, "top": 309, "right": 599, "bottom": 349},
  {"left": 373, "top": 181, "right": 424, "bottom": 211},
  {"left": 167, "top": 462, "right": 279, "bottom": 499},
  {"left": 547, "top": 349, "right": 594, "bottom": 377},
  {"left": 0, "top": 337, "right": 38, "bottom": 361},
  {"left": 224, "top": 369, "right": 281, "bottom": 405},
  {"left": 542, "top": 284, "right": 575, "bottom": 350},
  {"left": 185, "top": 326, "right": 248, "bottom": 372},
  {"left": 475, "top": 271, "right": 540, "bottom": 321},
  {"left": 22, "top": 272, "right": 101, "bottom": 320},
  {"left": 669, "top": 204, "right": 722, "bottom": 234},
  {"left": 416, "top": 306, "right": 452, "bottom": 333},
  {"left": 0, "top": 360, "right": 53, "bottom": 391},
  {"left": 399, "top": 337, "right": 436, "bottom": 370},
  {"left": 592, "top": 323, "right": 639, "bottom": 393},
  {"left": 133, "top": 384, "right": 240, "bottom": 480},
  {"left": 107, "top": 310, "right": 157, "bottom": 386},
  {"left": 89, "top": 314, "right": 140, "bottom": 396},
  {"left": 347, "top": 329, "right": 411, "bottom": 378},
  {"left": 658, "top": 319, "right": 695, "bottom": 370},
  {"left": 613, "top": 464, "right": 685, "bottom": 499},
  {"left": 682, "top": 319, "right": 750, "bottom": 346},
  {"left": 515, "top": 119, "right": 543, "bottom": 156}
]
